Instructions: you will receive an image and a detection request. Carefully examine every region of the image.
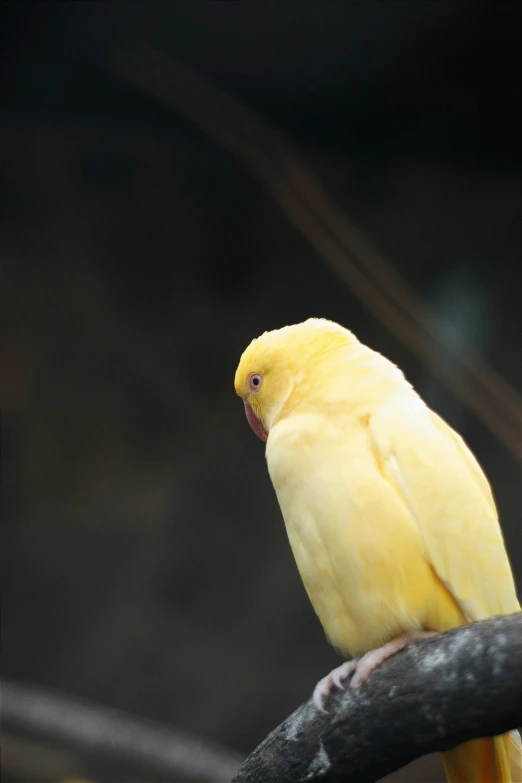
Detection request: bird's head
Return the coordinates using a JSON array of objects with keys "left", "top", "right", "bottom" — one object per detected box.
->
[{"left": 234, "top": 318, "right": 357, "bottom": 442}]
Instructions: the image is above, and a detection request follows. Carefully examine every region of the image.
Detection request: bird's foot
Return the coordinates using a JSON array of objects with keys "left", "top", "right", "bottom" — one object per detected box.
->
[
  {"left": 350, "top": 631, "right": 436, "bottom": 688},
  {"left": 312, "top": 631, "right": 436, "bottom": 711},
  {"left": 312, "top": 659, "right": 357, "bottom": 712}
]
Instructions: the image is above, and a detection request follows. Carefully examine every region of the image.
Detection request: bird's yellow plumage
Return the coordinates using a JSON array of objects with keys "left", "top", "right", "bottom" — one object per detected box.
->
[{"left": 235, "top": 318, "right": 521, "bottom": 783}]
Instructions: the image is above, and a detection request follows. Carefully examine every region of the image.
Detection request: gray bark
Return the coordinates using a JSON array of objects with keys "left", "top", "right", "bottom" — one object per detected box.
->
[{"left": 232, "top": 614, "right": 522, "bottom": 783}]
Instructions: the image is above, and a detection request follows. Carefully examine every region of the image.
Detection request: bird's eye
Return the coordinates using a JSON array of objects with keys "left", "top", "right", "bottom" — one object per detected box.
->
[{"left": 248, "top": 373, "right": 263, "bottom": 393}]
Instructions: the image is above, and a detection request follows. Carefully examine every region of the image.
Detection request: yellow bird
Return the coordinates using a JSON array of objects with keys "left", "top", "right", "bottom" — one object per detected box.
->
[{"left": 234, "top": 318, "right": 521, "bottom": 783}]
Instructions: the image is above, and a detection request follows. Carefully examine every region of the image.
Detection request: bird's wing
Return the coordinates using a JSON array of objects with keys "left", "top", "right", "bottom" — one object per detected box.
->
[{"left": 368, "top": 397, "right": 520, "bottom": 621}]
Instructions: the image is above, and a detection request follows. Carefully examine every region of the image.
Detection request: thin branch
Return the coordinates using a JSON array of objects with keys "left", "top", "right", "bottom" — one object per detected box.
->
[
  {"left": 232, "top": 614, "right": 522, "bottom": 783},
  {"left": 1, "top": 680, "right": 242, "bottom": 783},
  {"left": 106, "top": 44, "right": 522, "bottom": 460}
]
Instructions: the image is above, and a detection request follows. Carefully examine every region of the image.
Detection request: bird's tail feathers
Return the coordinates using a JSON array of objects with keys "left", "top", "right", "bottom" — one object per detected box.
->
[{"left": 442, "top": 731, "right": 521, "bottom": 783}]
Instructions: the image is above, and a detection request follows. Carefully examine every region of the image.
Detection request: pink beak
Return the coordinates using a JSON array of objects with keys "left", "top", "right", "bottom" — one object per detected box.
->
[{"left": 244, "top": 401, "right": 268, "bottom": 443}]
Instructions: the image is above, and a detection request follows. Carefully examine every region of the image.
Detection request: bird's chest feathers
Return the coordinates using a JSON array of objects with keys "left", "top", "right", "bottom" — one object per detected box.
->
[
  {"left": 266, "top": 413, "right": 426, "bottom": 654},
  {"left": 268, "top": 413, "right": 369, "bottom": 556}
]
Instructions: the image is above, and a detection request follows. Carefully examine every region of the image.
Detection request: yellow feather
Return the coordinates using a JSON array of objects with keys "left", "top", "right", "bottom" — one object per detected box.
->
[{"left": 235, "top": 318, "right": 521, "bottom": 783}]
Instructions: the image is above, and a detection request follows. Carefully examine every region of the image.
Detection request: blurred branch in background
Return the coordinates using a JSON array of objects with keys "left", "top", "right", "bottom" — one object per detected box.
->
[
  {"left": 232, "top": 614, "right": 522, "bottom": 783},
  {"left": 108, "top": 45, "right": 522, "bottom": 461},
  {"left": 2, "top": 679, "right": 243, "bottom": 783}
]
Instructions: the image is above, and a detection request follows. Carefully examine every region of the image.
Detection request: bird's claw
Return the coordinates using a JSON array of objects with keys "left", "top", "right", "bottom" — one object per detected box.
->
[
  {"left": 313, "top": 632, "right": 437, "bottom": 711},
  {"left": 312, "top": 660, "right": 357, "bottom": 712}
]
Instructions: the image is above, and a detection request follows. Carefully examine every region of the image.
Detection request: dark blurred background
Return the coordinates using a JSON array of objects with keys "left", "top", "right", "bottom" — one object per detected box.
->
[{"left": 1, "top": 2, "right": 521, "bottom": 782}]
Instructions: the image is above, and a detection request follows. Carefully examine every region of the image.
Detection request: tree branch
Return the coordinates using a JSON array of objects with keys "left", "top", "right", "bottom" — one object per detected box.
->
[{"left": 232, "top": 614, "right": 522, "bottom": 783}]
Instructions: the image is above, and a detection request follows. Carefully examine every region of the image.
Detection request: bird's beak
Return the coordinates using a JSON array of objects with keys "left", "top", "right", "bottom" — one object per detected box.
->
[{"left": 243, "top": 401, "right": 268, "bottom": 443}]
